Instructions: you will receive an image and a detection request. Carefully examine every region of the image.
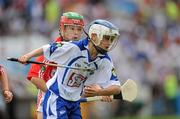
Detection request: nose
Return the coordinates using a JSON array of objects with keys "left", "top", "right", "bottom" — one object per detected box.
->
[
  {"left": 74, "top": 28, "right": 80, "bottom": 34},
  {"left": 104, "top": 39, "right": 111, "bottom": 45},
  {"left": 72, "top": 30, "right": 80, "bottom": 40},
  {"left": 73, "top": 30, "right": 79, "bottom": 37}
]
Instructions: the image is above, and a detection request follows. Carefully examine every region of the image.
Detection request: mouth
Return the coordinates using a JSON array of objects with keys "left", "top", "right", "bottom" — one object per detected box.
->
[
  {"left": 105, "top": 46, "right": 109, "bottom": 49},
  {"left": 103, "top": 45, "right": 109, "bottom": 50},
  {"left": 73, "top": 36, "right": 78, "bottom": 40}
]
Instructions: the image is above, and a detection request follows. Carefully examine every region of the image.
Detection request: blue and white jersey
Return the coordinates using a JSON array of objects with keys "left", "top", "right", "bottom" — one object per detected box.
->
[{"left": 42, "top": 38, "right": 120, "bottom": 101}]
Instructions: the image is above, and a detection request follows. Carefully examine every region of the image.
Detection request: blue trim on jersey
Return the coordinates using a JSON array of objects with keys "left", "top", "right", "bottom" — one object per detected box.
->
[
  {"left": 87, "top": 49, "right": 94, "bottom": 62},
  {"left": 43, "top": 90, "right": 51, "bottom": 119},
  {"left": 71, "top": 38, "right": 88, "bottom": 51},
  {"left": 71, "top": 38, "right": 96, "bottom": 62},
  {"left": 49, "top": 42, "right": 58, "bottom": 56},
  {"left": 61, "top": 56, "right": 86, "bottom": 84},
  {"left": 48, "top": 104, "right": 53, "bottom": 116},
  {"left": 49, "top": 77, "right": 60, "bottom": 95},
  {"left": 72, "top": 38, "right": 112, "bottom": 63},
  {"left": 110, "top": 74, "right": 118, "bottom": 81},
  {"left": 94, "top": 62, "right": 98, "bottom": 70},
  {"left": 99, "top": 54, "right": 111, "bottom": 61}
]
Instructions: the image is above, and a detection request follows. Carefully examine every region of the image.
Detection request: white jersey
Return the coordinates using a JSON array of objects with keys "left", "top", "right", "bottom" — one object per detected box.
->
[{"left": 43, "top": 38, "right": 120, "bottom": 101}]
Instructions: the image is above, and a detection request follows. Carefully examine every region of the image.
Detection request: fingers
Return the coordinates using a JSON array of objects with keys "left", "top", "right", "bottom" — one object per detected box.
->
[
  {"left": 83, "top": 88, "right": 95, "bottom": 96},
  {"left": 83, "top": 84, "right": 102, "bottom": 97},
  {"left": 101, "top": 96, "right": 113, "bottom": 102},
  {"left": 83, "top": 87, "right": 97, "bottom": 97},
  {"left": 18, "top": 55, "right": 29, "bottom": 64}
]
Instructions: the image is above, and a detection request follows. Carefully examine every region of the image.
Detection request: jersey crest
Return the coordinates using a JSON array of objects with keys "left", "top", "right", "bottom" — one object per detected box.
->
[
  {"left": 67, "top": 72, "right": 87, "bottom": 87},
  {"left": 49, "top": 42, "right": 64, "bottom": 56}
]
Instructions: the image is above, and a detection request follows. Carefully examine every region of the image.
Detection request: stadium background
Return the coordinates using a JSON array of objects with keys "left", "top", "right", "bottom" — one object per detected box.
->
[{"left": 0, "top": 0, "right": 180, "bottom": 119}]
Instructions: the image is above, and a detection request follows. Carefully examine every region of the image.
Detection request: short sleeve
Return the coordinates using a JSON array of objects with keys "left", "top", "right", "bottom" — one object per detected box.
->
[
  {"left": 42, "top": 42, "right": 79, "bottom": 64},
  {"left": 85, "top": 58, "right": 120, "bottom": 88}
]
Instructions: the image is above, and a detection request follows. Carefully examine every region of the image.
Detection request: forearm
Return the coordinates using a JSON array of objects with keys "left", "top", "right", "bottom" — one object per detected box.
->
[
  {"left": 0, "top": 70, "right": 10, "bottom": 91},
  {"left": 97, "top": 85, "right": 121, "bottom": 96},
  {"left": 30, "top": 77, "right": 47, "bottom": 92},
  {"left": 26, "top": 47, "right": 44, "bottom": 58},
  {"left": 18, "top": 48, "right": 44, "bottom": 63}
]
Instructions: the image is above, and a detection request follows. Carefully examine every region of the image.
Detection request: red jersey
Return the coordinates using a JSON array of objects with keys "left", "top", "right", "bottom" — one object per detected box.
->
[{"left": 27, "top": 37, "right": 62, "bottom": 82}]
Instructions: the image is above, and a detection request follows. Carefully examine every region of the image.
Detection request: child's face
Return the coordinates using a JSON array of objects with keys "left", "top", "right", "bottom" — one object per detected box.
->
[
  {"left": 63, "top": 25, "right": 83, "bottom": 41},
  {"left": 96, "top": 35, "right": 118, "bottom": 51}
]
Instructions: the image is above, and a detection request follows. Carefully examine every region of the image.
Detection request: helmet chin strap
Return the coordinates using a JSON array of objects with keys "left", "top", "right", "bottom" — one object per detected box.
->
[
  {"left": 83, "top": 29, "right": 107, "bottom": 55},
  {"left": 93, "top": 45, "right": 107, "bottom": 54}
]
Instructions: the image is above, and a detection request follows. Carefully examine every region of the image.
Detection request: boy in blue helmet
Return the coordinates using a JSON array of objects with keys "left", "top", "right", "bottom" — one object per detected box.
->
[{"left": 18, "top": 19, "right": 121, "bottom": 119}]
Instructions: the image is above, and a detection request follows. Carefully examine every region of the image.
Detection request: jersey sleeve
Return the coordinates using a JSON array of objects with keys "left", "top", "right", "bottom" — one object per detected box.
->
[
  {"left": 85, "top": 58, "right": 120, "bottom": 88},
  {"left": 42, "top": 42, "right": 77, "bottom": 64},
  {"left": 27, "top": 55, "right": 45, "bottom": 80}
]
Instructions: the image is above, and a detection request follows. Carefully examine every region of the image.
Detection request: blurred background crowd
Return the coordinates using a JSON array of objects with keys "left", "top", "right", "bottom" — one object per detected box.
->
[{"left": 0, "top": 0, "right": 180, "bottom": 119}]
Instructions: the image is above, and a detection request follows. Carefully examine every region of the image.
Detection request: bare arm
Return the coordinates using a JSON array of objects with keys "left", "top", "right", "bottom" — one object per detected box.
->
[
  {"left": 96, "top": 85, "right": 121, "bottom": 96},
  {"left": 30, "top": 77, "right": 47, "bottom": 92},
  {"left": 0, "top": 67, "right": 13, "bottom": 103},
  {"left": 18, "top": 47, "right": 44, "bottom": 63},
  {"left": 0, "top": 68, "right": 10, "bottom": 91},
  {"left": 83, "top": 84, "right": 121, "bottom": 97}
]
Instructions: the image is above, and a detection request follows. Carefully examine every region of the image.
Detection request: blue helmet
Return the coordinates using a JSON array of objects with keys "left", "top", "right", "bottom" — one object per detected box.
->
[
  {"left": 89, "top": 19, "right": 119, "bottom": 30},
  {"left": 88, "top": 19, "right": 120, "bottom": 53}
]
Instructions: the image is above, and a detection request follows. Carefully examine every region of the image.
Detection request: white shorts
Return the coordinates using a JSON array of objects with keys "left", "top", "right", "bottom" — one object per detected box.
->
[{"left": 37, "top": 90, "right": 45, "bottom": 112}]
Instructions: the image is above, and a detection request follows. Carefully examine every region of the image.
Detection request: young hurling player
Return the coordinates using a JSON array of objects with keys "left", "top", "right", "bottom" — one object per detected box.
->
[
  {"left": 18, "top": 19, "right": 121, "bottom": 119},
  {"left": 26, "top": 12, "right": 84, "bottom": 119}
]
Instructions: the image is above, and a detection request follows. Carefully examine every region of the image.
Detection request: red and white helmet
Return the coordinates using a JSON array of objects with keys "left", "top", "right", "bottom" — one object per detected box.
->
[{"left": 60, "top": 12, "right": 84, "bottom": 33}]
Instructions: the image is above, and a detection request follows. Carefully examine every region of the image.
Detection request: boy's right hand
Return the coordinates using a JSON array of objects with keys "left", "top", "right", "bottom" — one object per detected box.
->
[{"left": 18, "top": 55, "right": 30, "bottom": 64}]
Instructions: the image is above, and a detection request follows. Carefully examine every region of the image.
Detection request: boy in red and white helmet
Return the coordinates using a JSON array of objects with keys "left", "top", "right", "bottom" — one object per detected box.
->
[{"left": 27, "top": 12, "right": 84, "bottom": 119}]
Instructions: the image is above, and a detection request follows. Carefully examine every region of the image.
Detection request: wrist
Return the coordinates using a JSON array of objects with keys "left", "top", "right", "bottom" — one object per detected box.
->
[
  {"left": 3, "top": 90, "right": 10, "bottom": 92},
  {"left": 25, "top": 54, "right": 31, "bottom": 60},
  {"left": 3, "top": 90, "right": 10, "bottom": 94},
  {"left": 96, "top": 89, "right": 101, "bottom": 96}
]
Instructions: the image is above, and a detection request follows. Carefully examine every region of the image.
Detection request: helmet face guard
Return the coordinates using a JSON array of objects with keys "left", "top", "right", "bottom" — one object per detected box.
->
[
  {"left": 102, "top": 35, "right": 119, "bottom": 51},
  {"left": 88, "top": 19, "right": 120, "bottom": 54}
]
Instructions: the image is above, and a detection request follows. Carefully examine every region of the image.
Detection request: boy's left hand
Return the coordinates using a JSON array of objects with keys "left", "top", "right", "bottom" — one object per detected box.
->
[
  {"left": 83, "top": 84, "right": 101, "bottom": 97},
  {"left": 100, "top": 96, "right": 113, "bottom": 102}
]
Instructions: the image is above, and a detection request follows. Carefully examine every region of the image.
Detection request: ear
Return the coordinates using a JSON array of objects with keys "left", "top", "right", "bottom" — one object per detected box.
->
[
  {"left": 59, "top": 28, "right": 62, "bottom": 36},
  {"left": 59, "top": 27, "right": 65, "bottom": 37}
]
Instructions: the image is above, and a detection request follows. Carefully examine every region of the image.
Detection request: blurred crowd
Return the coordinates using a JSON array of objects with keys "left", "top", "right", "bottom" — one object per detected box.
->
[{"left": 0, "top": 0, "right": 180, "bottom": 119}]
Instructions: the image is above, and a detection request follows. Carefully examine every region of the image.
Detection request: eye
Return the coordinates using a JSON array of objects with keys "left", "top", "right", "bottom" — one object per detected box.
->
[
  {"left": 109, "top": 36, "right": 116, "bottom": 42},
  {"left": 71, "top": 27, "right": 75, "bottom": 30},
  {"left": 103, "top": 35, "right": 110, "bottom": 40},
  {"left": 103, "top": 35, "right": 116, "bottom": 42},
  {"left": 77, "top": 28, "right": 83, "bottom": 32}
]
